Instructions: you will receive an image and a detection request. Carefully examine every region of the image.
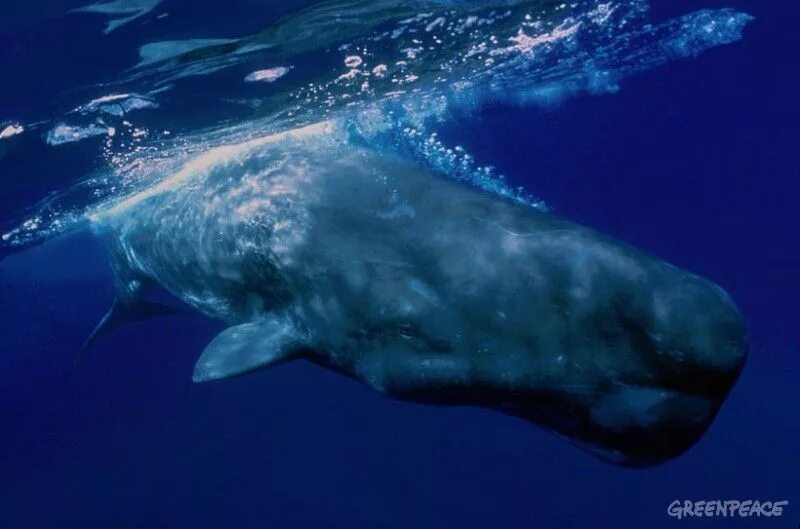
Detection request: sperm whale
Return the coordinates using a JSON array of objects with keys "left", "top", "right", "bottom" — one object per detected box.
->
[{"left": 85, "top": 121, "right": 747, "bottom": 467}]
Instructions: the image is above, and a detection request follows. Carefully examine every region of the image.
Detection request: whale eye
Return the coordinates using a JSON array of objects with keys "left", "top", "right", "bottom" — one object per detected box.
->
[{"left": 397, "top": 323, "right": 415, "bottom": 340}]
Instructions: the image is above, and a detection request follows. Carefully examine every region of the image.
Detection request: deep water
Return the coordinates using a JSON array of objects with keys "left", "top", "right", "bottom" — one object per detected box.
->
[{"left": 1, "top": 0, "right": 798, "bottom": 528}]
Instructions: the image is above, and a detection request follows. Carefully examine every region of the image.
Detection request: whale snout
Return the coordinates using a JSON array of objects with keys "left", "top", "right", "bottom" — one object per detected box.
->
[
  {"left": 495, "top": 228, "right": 749, "bottom": 467},
  {"left": 575, "top": 267, "right": 748, "bottom": 467},
  {"left": 643, "top": 274, "right": 748, "bottom": 399}
]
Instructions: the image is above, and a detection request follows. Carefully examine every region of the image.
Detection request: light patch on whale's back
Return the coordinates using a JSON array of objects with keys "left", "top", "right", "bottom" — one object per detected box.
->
[{"left": 88, "top": 120, "right": 336, "bottom": 222}]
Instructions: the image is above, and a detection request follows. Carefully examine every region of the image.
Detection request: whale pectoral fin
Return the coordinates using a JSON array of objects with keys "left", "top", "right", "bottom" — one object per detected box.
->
[
  {"left": 193, "top": 315, "right": 306, "bottom": 383},
  {"left": 77, "top": 297, "right": 183, "bottom": 365}
]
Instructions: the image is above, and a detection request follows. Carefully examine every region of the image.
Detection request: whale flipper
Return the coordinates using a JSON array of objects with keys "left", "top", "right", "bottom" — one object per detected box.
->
[
  {"left": 193, "top": 315, "right": 306, "bottom": 382},
  {"left": 77, "top": 297, "right": 182, "bottom": 364}
]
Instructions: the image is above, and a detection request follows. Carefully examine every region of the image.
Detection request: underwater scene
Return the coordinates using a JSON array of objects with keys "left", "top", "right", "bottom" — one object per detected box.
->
[{"left": 0, "top": 0, "right": 797, "bottom": 527}]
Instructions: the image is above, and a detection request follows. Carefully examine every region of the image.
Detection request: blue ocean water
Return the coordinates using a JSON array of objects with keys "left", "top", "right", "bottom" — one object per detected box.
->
[{"left": 0, "top": 1, "right": 798, "bottom": 528}]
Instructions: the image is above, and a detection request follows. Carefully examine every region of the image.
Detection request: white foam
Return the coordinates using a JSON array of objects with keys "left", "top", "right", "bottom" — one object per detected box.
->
[
  {"left": 0, "top": 123, "right": 24, "bottom": 140},
  {"left": 74, "top": 93, "right": 159, "bottom": 116},
  {"left": 244, "top": 66, "right": 292, "bottom": 83},
  {"left": 46, "top": 123, "right": 112, "bottom": 146},
  {"left": 495, "top": 20, "right": 582, "bottom": 56},
  {"left": 344, "top": 55, "right": 364, "bottom": 68}
]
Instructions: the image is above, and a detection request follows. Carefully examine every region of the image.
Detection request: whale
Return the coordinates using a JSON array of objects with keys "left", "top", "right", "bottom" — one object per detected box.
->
[{"left": 85, "top": 121, "right": 747, "bottom": 467}]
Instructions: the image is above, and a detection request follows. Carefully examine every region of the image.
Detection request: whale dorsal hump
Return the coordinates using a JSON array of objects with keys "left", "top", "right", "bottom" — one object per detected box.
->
[{"left": 193, "top": 315, "right": 306, "bottom": 382}]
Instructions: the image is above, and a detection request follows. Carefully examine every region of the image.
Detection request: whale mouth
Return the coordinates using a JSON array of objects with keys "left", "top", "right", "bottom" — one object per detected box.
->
[
  {"left": 586, "top": 377, "right": 737, "bottom": 460},
  {"left": 581, "top": 294, "right": 748, "bottom": 466},
  {"left": 579, "top": 314, "right": 747, "bottom": 467},
  {"left": 505, "top": 372, "right": 744, "bottom": 468}
]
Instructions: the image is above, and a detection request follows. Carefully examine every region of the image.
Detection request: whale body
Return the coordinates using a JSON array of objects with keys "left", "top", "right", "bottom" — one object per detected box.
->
[{"left": 88, "top": 121, "right": 747, "bottom": 467}]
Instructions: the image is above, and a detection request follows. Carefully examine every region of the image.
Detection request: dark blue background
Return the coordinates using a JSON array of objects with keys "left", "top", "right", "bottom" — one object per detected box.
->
[{"left": 1, "top": 1, "right": 798, "bottom": 528}]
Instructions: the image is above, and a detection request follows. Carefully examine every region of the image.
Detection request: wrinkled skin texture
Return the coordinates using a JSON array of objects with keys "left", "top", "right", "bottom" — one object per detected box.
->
[{"left": 100, "top": 125, "right": 747, "bottom": 467}]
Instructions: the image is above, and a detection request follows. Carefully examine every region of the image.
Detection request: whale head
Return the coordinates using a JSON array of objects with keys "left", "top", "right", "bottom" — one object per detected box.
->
[
  {"left": 535, "top": 260, "right": 748, "bottom": 467},
  {"left": 463, "top": 226, "right": 748, "bottom": 467},
  {"left": 353, "top": 214, "right": 748, "bottom": 468}
]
